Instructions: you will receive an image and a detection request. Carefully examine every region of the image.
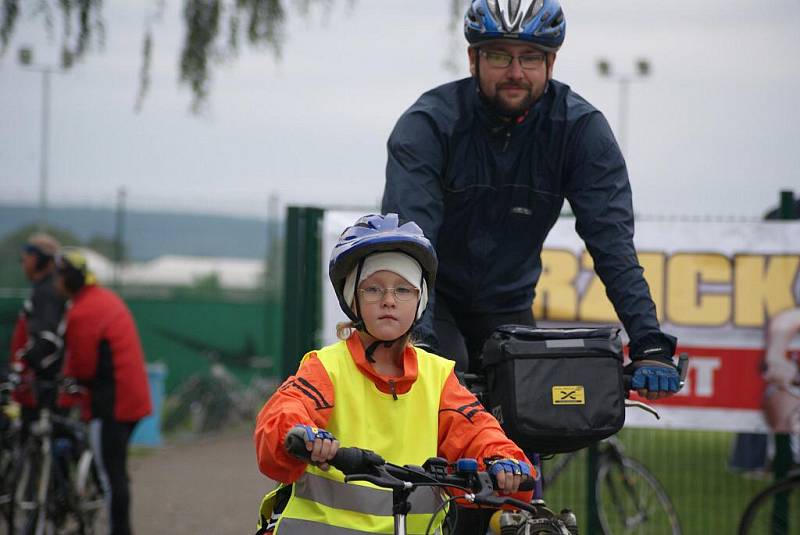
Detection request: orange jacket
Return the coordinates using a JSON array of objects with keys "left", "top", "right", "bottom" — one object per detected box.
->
[{"left": 254, "top": 333, "right": 534, "bottom": 503}]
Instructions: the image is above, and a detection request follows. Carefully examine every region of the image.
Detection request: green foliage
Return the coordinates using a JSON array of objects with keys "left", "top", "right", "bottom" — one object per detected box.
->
[
  {"left": 0, "top": 223, "right": 81, "bottom": 287},
  {"left": 0, "top": 0, "right": 342, "bottom": 112},
  {"left": 190, "top": 272, "right": 223, "bottom": 297}
]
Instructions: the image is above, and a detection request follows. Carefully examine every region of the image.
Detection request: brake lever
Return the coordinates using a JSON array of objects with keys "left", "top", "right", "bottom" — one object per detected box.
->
[
  {"left": 677, "top": 352, "right": 689, "bottom": 390},
  {"left": 467, "top": 492, "right": 537, "bottom": 515},
  {"left": 345, "top": 467, "right": 411, "bottom": 492},
  {"left": 625, "top": 399, "right": 661, "bottom": 419}
]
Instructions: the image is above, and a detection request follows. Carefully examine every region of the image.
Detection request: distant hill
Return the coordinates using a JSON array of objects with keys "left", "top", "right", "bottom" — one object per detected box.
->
[{"left": 0, "top": 204, "right": 280, "bottom": 261}]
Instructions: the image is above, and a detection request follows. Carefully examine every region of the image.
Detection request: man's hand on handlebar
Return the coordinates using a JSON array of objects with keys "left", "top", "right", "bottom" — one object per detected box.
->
[
  {"left": 289, "top": 424, "right": 340, "bottom": 471},
  {"left": 627, "top": 334, "right": 687, "bottom": 400},
  {"left": 628, "top": 358, "right": 681, "bottom": 400}
]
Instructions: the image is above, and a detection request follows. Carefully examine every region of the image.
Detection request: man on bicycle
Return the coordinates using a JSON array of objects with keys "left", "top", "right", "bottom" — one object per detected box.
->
[{"left": 382, "top": 0, "right": 680, "bottom": 399}]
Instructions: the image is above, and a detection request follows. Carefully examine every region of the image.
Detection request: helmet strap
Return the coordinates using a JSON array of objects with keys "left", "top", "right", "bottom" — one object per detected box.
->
[
  {"left": 352, "top": 261, "right": 424, "bottom": 364},
  {"left": 364, "top": 340, "right": 382, "bottom": 363}
]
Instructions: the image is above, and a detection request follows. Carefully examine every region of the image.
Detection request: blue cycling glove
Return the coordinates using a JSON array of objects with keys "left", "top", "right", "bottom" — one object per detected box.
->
[
  {"left": 486, "top": 458, "right": 531, "bottom": 478},
  {"left": 297, "top": 424, "right": 336, "bottom": 443},
  {"left": 628, "top": 333, "right": 680, "bottom": 394},
  {"left": 629, "top": 359, "right": 681, "bottom": 393}
]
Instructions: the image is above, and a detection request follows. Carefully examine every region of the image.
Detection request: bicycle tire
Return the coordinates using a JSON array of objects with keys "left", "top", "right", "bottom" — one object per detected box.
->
[
  {"left": 738, "top": 474, "right": 800, "bottom": 535},
  {"left": 0, "top": 439, "right": 15, "bottom": 527},
  {"left": 74, "top": 449, "right": 107, "bottom": 535},
  {"left": 13, "top": 446, "right": 53, "bottom": 535},
  {"left": 595, "top": 455, "right": 682, "bottom": 535}
]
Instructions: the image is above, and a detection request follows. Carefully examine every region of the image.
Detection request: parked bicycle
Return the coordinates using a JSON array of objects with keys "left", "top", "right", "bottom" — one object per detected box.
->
[
  {"left": 737, "top": 467, "right": 800, "bottom": 535},
  {"left": 542, "top": 434, "right": 681, "bottom": 535},
  {"left": 1, "top": 378, "right": 21, "bottom": 530},
  {"left": 5, "top": 373, "right": 106, "bottom": 535},
  {"left": 285, "top": 427, "right": 578, "bottom": 535}
]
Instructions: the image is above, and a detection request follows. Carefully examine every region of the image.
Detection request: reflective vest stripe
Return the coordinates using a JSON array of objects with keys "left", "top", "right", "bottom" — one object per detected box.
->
[
  {"left": 279, "top": 517, "right": 443, "bottom": 535},
  {"left": 294, "top": 472, "right": 444, "bottom": 516},
  {"left": 278, "top": 518, "right": 374, "bottom": 535}
]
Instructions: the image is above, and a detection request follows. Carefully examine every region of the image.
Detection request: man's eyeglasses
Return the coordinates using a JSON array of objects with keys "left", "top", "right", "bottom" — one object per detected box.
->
[
  {"left": 358, "top": 286, "right": 420, "bottom": 304},
  {"left": 480, "top": 49, "right": 546, "bottom": 70}
]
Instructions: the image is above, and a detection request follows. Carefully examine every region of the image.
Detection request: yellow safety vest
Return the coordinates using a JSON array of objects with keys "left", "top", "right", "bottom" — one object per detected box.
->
[{"left": 260, "top": 340, "right": 454, "bottom": 534}]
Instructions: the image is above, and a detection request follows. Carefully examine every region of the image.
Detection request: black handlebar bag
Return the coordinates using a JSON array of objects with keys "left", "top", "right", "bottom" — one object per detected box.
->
[{"left": 481, "top": 325, "right": 625, "bottom": 454}]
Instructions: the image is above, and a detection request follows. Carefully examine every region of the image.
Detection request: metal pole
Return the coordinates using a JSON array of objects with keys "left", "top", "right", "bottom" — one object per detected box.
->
[
  {"left": 39, "top": 68, "right": 51, "bottom": 230},
  {"left": 586, "top": 443, "right": 601, "bottom": 533},
  {"left": 769, "top": 189, "right": 795, "bottom": 533},
  {"left": 778, "top": 190, "right": 794, "bottom": 219},
  {"left": 113, "top": 187, "right": 127, "bottom": 289}
]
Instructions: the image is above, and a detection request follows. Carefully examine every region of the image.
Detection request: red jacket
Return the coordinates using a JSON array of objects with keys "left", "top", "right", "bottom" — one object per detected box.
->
[
  {"left": 62, "top": 285, "right": 152, "bottom": 422},
  {"left": 9, "top": 314, "right": 36, "bottom": 407}
]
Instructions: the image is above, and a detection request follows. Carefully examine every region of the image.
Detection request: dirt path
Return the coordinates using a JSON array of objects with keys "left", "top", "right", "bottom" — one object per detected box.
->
[{"left": 130, "top": 427, "right": 272, "bottom": 534}]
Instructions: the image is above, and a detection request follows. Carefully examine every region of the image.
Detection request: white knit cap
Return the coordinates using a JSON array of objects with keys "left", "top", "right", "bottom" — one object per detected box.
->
[{"left": 343, "top": 251, "right": 429, "bottom": 319}]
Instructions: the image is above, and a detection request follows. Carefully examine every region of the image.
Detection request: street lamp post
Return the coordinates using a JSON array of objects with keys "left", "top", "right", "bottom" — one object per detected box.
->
[
  {"left": 596, "top": 58, "right": 651, "bottom": 156},
  {"left": 18, "top": 47, "right": 66, "bottom": 231}
]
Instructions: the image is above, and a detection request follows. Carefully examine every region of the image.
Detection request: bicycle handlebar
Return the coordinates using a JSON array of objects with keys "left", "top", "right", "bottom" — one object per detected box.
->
[
  {"left": 286, "top": 427, "right": 386, "bottom": 474},
  {"left": 284, "top": 427, "right": 536, "bottom": 511}
]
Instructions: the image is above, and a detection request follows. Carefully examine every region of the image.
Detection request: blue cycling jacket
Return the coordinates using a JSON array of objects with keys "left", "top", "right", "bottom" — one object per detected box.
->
[{"left": 382, "top": 77, "right": 675, "bottom": 354}]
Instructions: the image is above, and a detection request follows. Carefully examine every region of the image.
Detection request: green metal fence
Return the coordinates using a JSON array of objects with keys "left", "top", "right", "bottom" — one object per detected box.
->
[
  {"left": 544, "top": 429, "right": 784, "bottom": 533},
  {"left": 1, "top": 290, "right": 282, "bottom": 393},
  {"left": 280, "top": 206, "right": 324, "bottom": 379}
]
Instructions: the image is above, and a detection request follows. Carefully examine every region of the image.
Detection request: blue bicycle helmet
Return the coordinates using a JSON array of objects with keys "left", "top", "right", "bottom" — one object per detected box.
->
[
  {"left": 330, "top": 213, "right": 437, "bottom": 322},
  {"left": 464, "top": 0, "right": 566, "bottom": 52}
]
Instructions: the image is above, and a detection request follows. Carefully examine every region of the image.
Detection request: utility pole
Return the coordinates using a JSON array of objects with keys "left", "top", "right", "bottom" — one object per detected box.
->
[
  {"left": 596, "top": 58, "right": 652, "bottom": 156},
  {"left": 113, "top": 187, "right": 127, "bottom": 289},
  {"left": 38, "top": 67, "right": 50, "bottom": 230},
  {"left": 18, "top": 47, "right": 62, "bottom": 231}
]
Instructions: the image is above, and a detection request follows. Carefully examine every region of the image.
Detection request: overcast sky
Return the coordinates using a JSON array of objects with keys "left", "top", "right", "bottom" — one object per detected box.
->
[{"left": 1, "top": 0, "right": 798, "bottom": 220}]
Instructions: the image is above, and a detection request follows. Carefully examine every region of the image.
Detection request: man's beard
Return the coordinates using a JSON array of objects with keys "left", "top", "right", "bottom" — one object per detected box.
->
[{"left": 489, "top": 84, "right": 534, "bottom": 117}]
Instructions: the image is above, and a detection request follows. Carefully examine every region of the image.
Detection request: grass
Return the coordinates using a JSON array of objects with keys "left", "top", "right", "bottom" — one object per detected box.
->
[{"left": 542, "top": 429, "right": 786, "bottom": 534}]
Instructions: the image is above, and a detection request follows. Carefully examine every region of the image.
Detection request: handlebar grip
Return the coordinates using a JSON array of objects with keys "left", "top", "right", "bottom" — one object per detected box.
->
[
  {"left": 285, "top": 427, "right": 385, "bottom": 474},
  {"left": 486, "top": 473, "right": 535, "bottom": 492},
  {"left": 518, "top": 478, "right": 535, "bottom": 492},
  {"left": 623, "top": 352, "right": 691, "bottom": 393}
]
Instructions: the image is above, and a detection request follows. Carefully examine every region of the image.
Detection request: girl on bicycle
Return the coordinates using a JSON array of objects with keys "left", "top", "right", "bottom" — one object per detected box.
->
[{"left": 254, "top": 213, "right": 533, "bottom": 534}]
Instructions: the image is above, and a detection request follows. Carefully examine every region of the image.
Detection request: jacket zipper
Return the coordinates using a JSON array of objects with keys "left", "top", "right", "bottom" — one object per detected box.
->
[
  {"left": 389, "top": 380, "right": 398, "bottom": 401},
  {"left": 502, "top": 130, "right": 511, "bottom": 152}
]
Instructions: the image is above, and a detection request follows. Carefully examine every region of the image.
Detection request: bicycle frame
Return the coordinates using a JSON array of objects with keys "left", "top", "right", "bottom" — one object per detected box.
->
[{"left": 7, "top": 377, "right": 104, "bottom": 535}]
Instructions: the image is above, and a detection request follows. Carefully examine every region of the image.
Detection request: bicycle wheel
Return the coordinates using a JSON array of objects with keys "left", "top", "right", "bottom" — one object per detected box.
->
[
  {"left": 74, "top": 449, "right": 107, "bottom": 535},
  {"left": 13, "top": 446, "right": 54, "bottom": 535},
  {"left": 0, "top": 439, "right": 15, "bottom": 529},
  {"left": 738, "top": 475, "right": 800, "bottom": 535},
  {"left": 595, "top": 456, "right": 682, "bottom": 535}
]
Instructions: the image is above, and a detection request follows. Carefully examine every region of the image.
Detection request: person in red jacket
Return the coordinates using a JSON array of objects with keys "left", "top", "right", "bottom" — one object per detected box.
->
[
  {"left": 56, "top": 248, "right": 151, "bottom": 535},
  {"left": 253, "top": 214, "right": 533, "bottom": 535}
]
